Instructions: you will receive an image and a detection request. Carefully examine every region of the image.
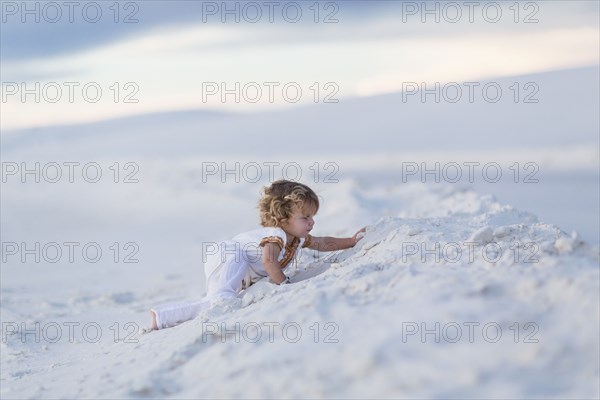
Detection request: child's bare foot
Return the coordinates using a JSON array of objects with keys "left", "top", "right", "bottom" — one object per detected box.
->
[{"left": 150, "top": 310, "right": 158, "bottom": 330}]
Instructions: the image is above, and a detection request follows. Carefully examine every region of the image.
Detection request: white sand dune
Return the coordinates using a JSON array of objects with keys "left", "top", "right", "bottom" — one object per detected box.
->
[
  {"left": 1, "top": 182, "right": 598, "bottom": 399},
  {"left": 1, "top": 66, "right": 599, "bottom": 398}
]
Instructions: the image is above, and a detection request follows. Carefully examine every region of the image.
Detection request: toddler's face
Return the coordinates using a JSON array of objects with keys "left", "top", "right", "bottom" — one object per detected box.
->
[{"left": 281, "top": 203, "right": 316, "bottom": 239}]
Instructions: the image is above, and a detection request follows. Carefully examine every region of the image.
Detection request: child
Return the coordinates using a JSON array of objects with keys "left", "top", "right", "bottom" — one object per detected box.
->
[{"left": 149, "top": 179, "right": 365, "bottom": 330}]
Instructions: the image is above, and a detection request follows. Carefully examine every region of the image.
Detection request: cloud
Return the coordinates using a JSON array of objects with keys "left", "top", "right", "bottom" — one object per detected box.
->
[
  {"left": 355, "top": 28, "right": 600, "bottom": 97},
  {"left": 1, "top": 1, "right": 599, "bottom": 130}
]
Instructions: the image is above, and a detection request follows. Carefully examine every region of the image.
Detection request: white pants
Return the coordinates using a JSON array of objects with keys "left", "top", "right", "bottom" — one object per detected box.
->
[{"left": 151, "top": 243, "right": 252, "bottom": 329}]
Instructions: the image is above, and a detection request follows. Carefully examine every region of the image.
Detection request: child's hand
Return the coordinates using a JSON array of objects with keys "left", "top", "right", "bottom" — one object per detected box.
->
[{"left": 352, "top": 227, "right": 367, "bottom": 246}]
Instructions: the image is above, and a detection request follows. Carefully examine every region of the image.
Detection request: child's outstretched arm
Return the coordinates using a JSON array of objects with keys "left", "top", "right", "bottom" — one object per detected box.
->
[{"left": 306, "top": 227, "right": 366, "bottom": 252}]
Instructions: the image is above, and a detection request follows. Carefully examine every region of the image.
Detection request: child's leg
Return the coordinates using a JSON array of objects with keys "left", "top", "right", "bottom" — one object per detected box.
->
[
  {"left": 149, "top": 245, "right": 247, "bottom": 330},
  {"left": 206, "top": 256, "right": 249, "bottom": 301},
  {"left": 150, "top": 298, "right": 211, "bottom": 330}
]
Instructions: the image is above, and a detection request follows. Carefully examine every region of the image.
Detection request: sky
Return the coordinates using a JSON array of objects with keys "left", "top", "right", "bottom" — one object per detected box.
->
[{"left": 1, "top": 0, "right": 599, "bottom": 130}]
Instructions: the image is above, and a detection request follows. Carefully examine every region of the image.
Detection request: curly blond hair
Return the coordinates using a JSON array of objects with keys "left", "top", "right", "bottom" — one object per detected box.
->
[{"left": 258, "top": 180, "right": 320, "bottom": 227}]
